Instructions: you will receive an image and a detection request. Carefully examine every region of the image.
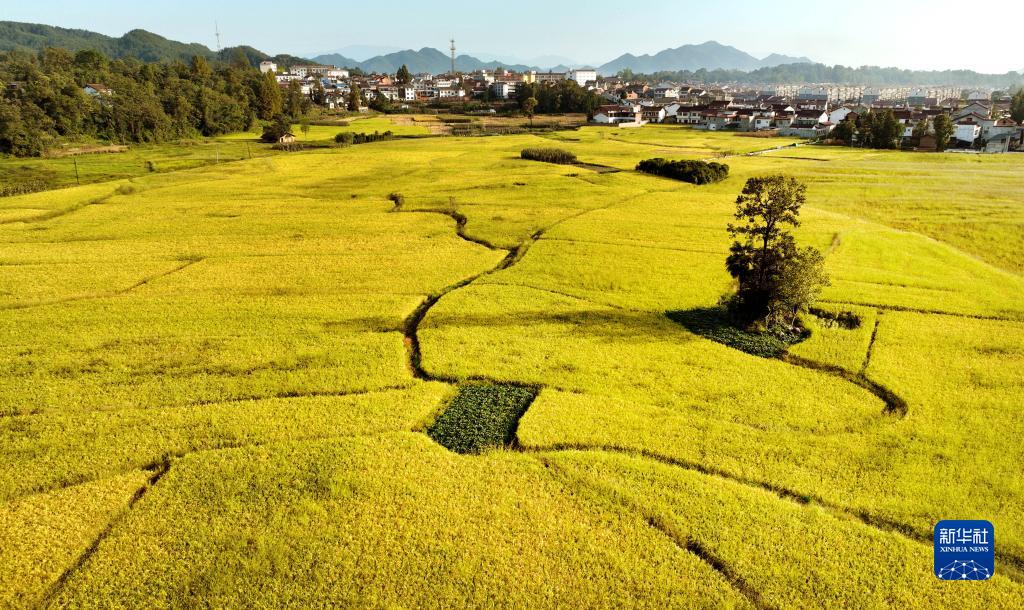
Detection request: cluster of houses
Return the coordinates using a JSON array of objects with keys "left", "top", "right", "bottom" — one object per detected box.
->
[
  {"left": 591, "top": 85, "right": 1023, "bottom": 152},
  {"left": 259, "top": 58, "right": 1020, "bottom": 152},
  {"left": 259, "top": 60, "right": 598, "bottom": 108},
  {"left": 73, "top": 59, "right": 1020, "bottom": 153}
]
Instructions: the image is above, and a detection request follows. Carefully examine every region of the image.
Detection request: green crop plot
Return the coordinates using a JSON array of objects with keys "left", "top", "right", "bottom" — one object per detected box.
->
[{"left": 1, "top": 124, "right": 1022, "bottom": 606}]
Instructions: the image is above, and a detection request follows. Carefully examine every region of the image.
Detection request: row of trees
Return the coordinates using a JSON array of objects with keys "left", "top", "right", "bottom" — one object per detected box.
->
[
  {"left": 514, "top": 80, "right": 603, "bottom": 115},
  {"left": 0, "top": 47, "right": 311, "bottom": 156},
  {"left": 831, "top": 109, "right": 955, "bottom": 151}
]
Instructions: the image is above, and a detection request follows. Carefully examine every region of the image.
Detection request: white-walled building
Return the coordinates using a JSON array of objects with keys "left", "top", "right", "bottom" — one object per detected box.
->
[
  {"left": 490, "top": 81, "right": 515, "bottom": 99},
  {"left": 259, "top": 61, "right": 277, "bottom": 74},
  {"left": 569, "top": 68, "right": 597, "bottom": 87},
  {"left": 829, "top": 106, "right": 854, "bottom": 124},
  {"left": 955, "top": 122, "right": 982, "bottom": 144},
  {"left": 592, "top": 104, "right": 642, "bottom": 125}
]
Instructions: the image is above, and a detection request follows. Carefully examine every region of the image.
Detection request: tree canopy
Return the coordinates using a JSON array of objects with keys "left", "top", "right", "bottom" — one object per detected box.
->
[
  {"left": 726, "top": 175, "right": 829, "bottom": 327},
  {"left": 514, "top": 80, "right": 601, "bottom": 115},
  {"left": 396, "top": 64, "right": 411, "bottom": 84},
  {"left": 1011, "top": 88, "right": 1024, "bottom": 124},
  {"left": 932, "top": 114, "right": 954, "bottom": 151},
  {"left": 0, "top": 47, "right": 309, "bottom": 156}
]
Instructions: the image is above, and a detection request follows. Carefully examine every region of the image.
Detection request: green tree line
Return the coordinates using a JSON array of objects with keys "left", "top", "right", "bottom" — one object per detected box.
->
[
  {"left": 0, "top": 47, "right": 307, "bottom": 156},
  {"left": 514, "top": 80, "right": 602, "bottom": 115}
]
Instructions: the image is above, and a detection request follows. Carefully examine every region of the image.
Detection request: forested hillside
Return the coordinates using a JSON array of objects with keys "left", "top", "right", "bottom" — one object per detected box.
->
[
  {"left": 0, "top": 47, "right": 306, "bottom": 156},
  {"left": 0, "top": 21, "right": 308, "bottom": 67}
]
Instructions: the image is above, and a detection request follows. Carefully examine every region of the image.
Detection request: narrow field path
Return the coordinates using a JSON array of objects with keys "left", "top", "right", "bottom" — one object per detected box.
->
[
  {"left": 0, "top": 189, "right": 118, "bottom": 226},
  {"left": 0, "top": 258, "right": 203, "bottom": 312},
  {"left": 539, "top": 453, "right": 769, "bottom": 608},
  {"left": 818, "top": 299, "right": 1022, "bottom": 322},
  {"left": 399, "top": 193, "right": 1024, "bottom": 587},
  {"left": 396, "top": 195, "right": 621, "bottom": 382},
  {"left": 779, "top": 351, "right": 907, "bottom": 417},
  {"left": 528, "top": 444, "right": 1024, "bottom": 585},
  {"left": 38, "top": 459, "right": 170, "bottom": 607}
]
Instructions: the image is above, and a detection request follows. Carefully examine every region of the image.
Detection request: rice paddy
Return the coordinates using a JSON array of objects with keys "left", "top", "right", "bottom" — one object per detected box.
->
[{"left": 1, "top": 117, "right": 1022, "bottom": 607}]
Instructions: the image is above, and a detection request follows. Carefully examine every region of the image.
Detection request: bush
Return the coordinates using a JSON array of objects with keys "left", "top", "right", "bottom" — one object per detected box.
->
[
  {"left": 809, "top": 308, "right": 862, "bottom": 329},
  {"left": 520, "top": 147, "right": 577, "bottom": 164},
  {"left": 635, "top": 158, "right": 729, "bottom": 184},
  {"left": 667, "top": 307, "right": 806, "bottom": 358},
  {"left": 335, "top": 130, "right": 394, "bottom": 145},
  {"left": 260, "top": 116, "right": 291, "bottom": 144}
]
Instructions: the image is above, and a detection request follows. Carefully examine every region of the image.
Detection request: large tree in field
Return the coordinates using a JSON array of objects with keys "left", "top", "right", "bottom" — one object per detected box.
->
[
  {"left": 522, "top": 96, "right": 537, "bottom": 128},
  {"left": 933, "top": 114, "right": 954, "bottom": 151},
  {"left": 726, "top": 175, "right": 828, "bottom": 327}
]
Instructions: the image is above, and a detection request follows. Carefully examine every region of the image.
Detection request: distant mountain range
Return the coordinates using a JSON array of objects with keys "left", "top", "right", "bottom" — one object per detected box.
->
[
  {"left": 311, "top": 48, "right": 567, "bottom": 75},
  {"left": 309, "top": 41, "right": 809, "bottom": 76},
  {"left": 1, "top": 21, "right": 1018, "bottom": 88},
  {"left": 312, "top": 40, "right": 807, "bottom": 76},
  {"left": 0, "top": 21, "right": 309, "bottom": 67},
  {"left": 311, "top": 45, "right": 402, "bottom": 62},
  {"left": 597, "top": 41, "right": 812, "bottom": 75}
]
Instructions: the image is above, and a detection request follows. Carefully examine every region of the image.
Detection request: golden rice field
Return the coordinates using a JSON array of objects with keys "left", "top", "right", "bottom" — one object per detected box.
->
[{"left": 1, "top": 117, "right": 1023, "bottom": 608}]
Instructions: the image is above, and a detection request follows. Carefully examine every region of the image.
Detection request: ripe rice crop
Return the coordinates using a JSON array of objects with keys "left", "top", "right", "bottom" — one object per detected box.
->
[{"left": 2, "top": 125, "right": 1022, "bottom": 605}]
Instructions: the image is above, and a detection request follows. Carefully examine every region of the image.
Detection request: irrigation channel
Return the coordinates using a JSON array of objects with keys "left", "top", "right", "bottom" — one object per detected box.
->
[
  {"left": 36, "top": 154, "right": 1020, "bottom": 604},
  {"left": 393, "top": 188, "right": 1023, "bottom": 602}
]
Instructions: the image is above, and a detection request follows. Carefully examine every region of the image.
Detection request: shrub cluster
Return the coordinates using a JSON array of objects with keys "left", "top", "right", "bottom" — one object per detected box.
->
[
  {"left": 667, "top": 307, "right": 806, "bottom": 358},
  {"left": 334, "top": 130, "right": 394, "bottom": 145},
  {"left": 635, "top": 158, "right": 729, "bottom": 184},
  {"left": 520, "top": 147, "right": 577, "bottom": 165},
  {"left": 809, "top": 308, "right": 862, "bottom": 329}
]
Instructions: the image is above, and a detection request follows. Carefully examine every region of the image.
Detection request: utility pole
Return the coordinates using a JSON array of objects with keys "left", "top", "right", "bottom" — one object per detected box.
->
[
  {"left": 215, "top": 21, "right": 222, "bottom": 53},
  {"left": 73, "top": 157, "right": 80, "bottom": 185},
  {"left": 450, "top": 38, "right": 456, "bottom": 75}
]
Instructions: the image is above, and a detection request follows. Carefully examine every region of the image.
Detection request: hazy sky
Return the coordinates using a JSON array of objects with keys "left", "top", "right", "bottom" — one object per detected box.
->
[{"left": 6, "top": 0, "right": 1022, "bottom": 73}]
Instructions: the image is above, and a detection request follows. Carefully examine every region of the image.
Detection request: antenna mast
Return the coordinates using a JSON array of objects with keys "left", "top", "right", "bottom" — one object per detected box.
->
[
  {"left": 450, "top": 37, "right": 456, "bottom": 75},
  {"left": 215, "top": 21, "right": 222, "bottom": 52}
]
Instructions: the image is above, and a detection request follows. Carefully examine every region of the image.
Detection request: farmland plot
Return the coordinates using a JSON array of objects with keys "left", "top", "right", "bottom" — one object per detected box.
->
[{"left": 1, "top": 127, "right": 1022, "bottom": 606}]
